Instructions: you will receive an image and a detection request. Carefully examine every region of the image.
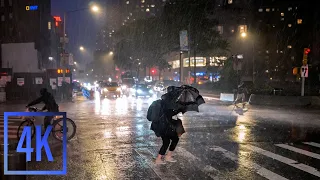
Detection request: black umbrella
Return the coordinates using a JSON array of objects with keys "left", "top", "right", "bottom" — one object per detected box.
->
[{"left": 161, "top": 85, "right": 205, "bottom": 113}]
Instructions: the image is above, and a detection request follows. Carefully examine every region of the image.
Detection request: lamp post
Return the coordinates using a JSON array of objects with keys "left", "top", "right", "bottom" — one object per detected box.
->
[
  {"left": 240, "top": 32, "right": 255, "bottom": 84},
  {"left": 61, "top": 5, "right": 100, "bottom": 86},
  {"left": 179, "top": 51, "right": 183, "bottom": 83}
]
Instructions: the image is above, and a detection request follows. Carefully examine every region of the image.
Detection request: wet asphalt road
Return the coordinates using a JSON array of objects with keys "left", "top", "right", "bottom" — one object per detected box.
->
[{"left": 1, "top": 94, "right": 320, "bottom": 180}]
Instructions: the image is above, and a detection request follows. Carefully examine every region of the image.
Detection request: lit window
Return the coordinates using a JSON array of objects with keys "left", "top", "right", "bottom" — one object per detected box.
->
[
  {"left": 48, "top": 22, "right": 51, "bottom": 29},
  {"left": 146, "top": 8, "right": 150, "bottom": 12},
  {"left": 228, "top": 0, "right": 232, "bottom": 4},
  {"left": 1, "top": 15, "right": 4, "bottom": 21},
  {"left": 151, "top": 4, "right": 155, "bottom": 7},
  {"left": 238, "top": 25, "right": 247, "bottom": 33},
  {"left": 126, "top": 1, "right": 129, "bottom": 4},
  {"left": 266, "top": 50, "right": 269, "bottom": 54},
  {"left": 287, "top": 45, "right": 292, "bottom": 49},
  {"left": 9, "top": 13, "right": 13, "bottom": 19},
  {"left": 272, "top": 8, "right": 275, "bottom": 11},
  {"left": 281, "top": 18, "right": 284, "bottom": 21},
  {"left": 258, "top": 8, "right": 263, "bottom": 12},
  {"left": 281, "top": 12, "right": 284, "bottom": 16},
  {"left": 266, "top": 8, "right": 270, "bottom": 12},
  {"left": 288, "top": 7, "right": 292, "bottom": 11},
  {"left": 288, "top": 24, "right": 292, "bottom": 27},
  {"left": 0, "top": 0, "right": 4, "bottom": 7},
  {"left": 297, "top": 19, "right": 302, "bottom": 24},
  {"left": 141, "top": 5, "right": 144, "bottom": 8},
  {"left": 130, "top": 13, "right": 133, "bottom": 16},
  {"left": 141, "top": 0, "right": 145, "bottom": 3}
]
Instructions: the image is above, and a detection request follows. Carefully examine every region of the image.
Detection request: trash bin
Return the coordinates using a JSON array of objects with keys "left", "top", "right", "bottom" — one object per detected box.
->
[{"left": 0, "top": 142, "right": 27, "bottom": 180}]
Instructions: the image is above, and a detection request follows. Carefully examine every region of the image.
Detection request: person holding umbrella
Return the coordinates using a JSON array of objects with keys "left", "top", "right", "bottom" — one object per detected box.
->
[{"left": 147, "top": 85, "right": 205, "bottom": 165}]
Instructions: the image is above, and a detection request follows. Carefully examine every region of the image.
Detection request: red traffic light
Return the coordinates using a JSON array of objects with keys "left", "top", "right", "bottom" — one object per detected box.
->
[
  {"left": 151, "top": 69, "right": 155, "bottom": 73},
  {"left": 304, "top": 48, "right": 310, "bottom": 54}
]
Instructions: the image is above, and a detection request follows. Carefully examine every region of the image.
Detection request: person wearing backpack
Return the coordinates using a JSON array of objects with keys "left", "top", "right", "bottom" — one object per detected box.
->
[{"left": 147, "top": 100, "right": 185, "bottom": 165}]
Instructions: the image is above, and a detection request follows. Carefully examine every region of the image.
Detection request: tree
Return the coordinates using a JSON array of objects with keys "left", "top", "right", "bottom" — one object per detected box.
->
[{"left": 113, "top": 0, "right": 229, "bottom": 79}]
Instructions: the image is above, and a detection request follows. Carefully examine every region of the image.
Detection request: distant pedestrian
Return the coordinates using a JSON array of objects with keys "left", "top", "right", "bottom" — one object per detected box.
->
[{"left": 234, "top": 82, "right": 248, "bottom": 109}]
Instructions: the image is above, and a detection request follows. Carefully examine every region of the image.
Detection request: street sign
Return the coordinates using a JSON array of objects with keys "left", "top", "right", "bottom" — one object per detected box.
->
[
  {"left": 179, "top": 30, "right": 189, "bottom": 51},
  {"left": 301, "top": 65, "right": 308, "bottom": 78}
]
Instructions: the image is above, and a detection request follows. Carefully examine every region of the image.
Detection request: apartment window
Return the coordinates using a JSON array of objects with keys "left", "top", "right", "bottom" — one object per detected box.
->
[
  {"left": 141, "top": 0, "right": 145, "bottom": 3},
  {"left": 146, "top": 8, "right": 150, "bottom": 12},
  {"left": 9, "top": 0, "right": 12, "bottom": 6},
  {"left": 9, "top": 13, "right": 12, "bottom": 19},
  {"left": 228, "top": 0, "right": 232, "bottom": 4},
  {"left": 258, "top": 8, "right": 263, "bottom": 12},
  {"left": 151, "top": 4, "right": 155, "bottom": 7},
  {"left": 1, "top": 15, "right": 4, "bottom": 21},
  {"left": 266, "top": 8, "right": 270, "bottom": 12},
  {"left": 272, "top": 8, "right": 275, "bottom": 11},
  {"left": 287, "top": 45, "right": 292, "bottom": 49},
  {"left": 288, "top": 7, "right": 292, "bottom": 11},
  {"left": 217, "top": 25, "right": 223, "bottom": 34},
  {"left": 288, "top": 24, "right": 292, "bottom": 27},
  {"left": 297, "top": 19, "right": 302, "bottom": 24},
  {"left": 126, "top": 1, "right": 129, "bottom": 4},
  {"left": 281, "top": 12, "right": 284, "bottom": 16},
  {"left": 1, "top": 0, "right": 4, "bottom": 7},
  {"left": 48, "top": 22, "right": 51, "bottom": 30}
]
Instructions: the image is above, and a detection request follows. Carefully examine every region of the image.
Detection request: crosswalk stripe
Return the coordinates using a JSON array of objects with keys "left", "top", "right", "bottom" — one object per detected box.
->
[
  {"left": 134, "top": 148, "right": 180, "bottom": 180},
  {"left": 175, "top": 147, "right": 219, "bottom": 180},
  {"left": 303, "top": 142, "right": 320, "bottom": 148},
  {"left": 210, "top": 146, "right": 288, "bottom": 180},
  {"left": 247, "top": 145, "right": 320, "bottom": 178},
  {"left": 275, "top": 144, "right": 320, "bottom": 160}
]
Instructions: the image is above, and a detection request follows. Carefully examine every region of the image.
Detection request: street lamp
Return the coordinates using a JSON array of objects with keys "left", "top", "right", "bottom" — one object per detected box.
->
[
  {"left": 79, "top": 46, "right": 84, "bottom": 51},
  {"left": 240, "top": 32, "right": 255, "bottom": 84},
  {"left": 74, "top": 62, "right": 77, "bottom": 65},
  {"left": 61, "top": 5, "right": 100, "bottom": 99},
  {"left": 91, "top": 5, "right": 99, "bottom": 12},
  {"left": 109, "top": 51, "right": 113, "bottom": 55}
]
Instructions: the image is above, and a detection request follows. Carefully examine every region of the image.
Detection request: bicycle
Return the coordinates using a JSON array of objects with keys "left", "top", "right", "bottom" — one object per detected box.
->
[{"left": 17, "top": 107, "right": 77, "bottom": 142}]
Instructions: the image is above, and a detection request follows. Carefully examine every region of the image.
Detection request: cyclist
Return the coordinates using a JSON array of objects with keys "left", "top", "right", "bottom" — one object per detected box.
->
[{"left": 26, "top": 88, "right": 59, "bottom": 130}]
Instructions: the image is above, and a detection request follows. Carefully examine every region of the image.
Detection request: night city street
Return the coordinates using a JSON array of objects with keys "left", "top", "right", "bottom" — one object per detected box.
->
[{"left": 1, "top": 95, "right": 319, "bottom": 180}]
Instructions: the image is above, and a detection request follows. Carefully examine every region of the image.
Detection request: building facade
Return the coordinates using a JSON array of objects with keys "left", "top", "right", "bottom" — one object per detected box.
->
[{"left": 0, "top": 0, "right": 59, "bottom": 70}]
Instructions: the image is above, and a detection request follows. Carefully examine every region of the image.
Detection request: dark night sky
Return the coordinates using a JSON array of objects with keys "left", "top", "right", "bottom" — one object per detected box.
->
[{"left": 51, "top": 0, "right": 107, "bottom": 69}]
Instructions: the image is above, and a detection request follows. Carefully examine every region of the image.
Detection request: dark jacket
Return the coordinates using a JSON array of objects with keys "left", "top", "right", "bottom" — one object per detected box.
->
[{"left": 27, "top": 91, "right": 59, "bottom": 112}]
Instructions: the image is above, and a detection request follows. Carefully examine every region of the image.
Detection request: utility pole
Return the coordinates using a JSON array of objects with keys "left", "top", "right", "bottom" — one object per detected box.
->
[
  {"left": 62, "top": 12, "right": 67, "bottom": 83},
  {"left": 179, "top": 51, "right": 183, "bottom": 83},
  {"left": 188, "top": 23, "right": 191, "bottom": 85}
]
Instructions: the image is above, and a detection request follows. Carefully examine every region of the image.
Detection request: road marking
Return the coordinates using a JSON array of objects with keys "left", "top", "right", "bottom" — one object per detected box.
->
[
  {"left": 175, "top": 147, "right": 220, "bottom": 180},
  {"left": 211, "top": 146, "right": 288, "bottom": 180},
  {"left": 247, "top": 145, "right": 320, "bottom": 178},
  {"left": 275, "top": 144, "right": 320, "bottom": 160},
  {"left": 303, "top": 142, "right": 320, "bottom": 148},
  {"left": 134, "top": 148, "right": 180, "bottom": 180}
]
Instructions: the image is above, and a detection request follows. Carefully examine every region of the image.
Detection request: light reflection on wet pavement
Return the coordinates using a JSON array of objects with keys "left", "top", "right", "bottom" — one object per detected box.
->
[{"left": 1, "top": 95, "right": 319, "bottom": 180}]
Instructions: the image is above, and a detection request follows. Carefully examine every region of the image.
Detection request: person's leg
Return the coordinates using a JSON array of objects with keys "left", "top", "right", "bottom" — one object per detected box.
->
[
  {"left": 165, "top": 135, "right": 179, "bottom": 162},
  {"left": 156, "top": 136, "right": 170, "bottom": 164}
]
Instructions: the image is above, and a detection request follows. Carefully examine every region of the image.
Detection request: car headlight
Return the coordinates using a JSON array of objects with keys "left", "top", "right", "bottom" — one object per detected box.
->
[
  {"left": 137, "top": 89, "right": 143, "bottom": 94},
  {"left": 117, "top": 87, "right": 121, "bottom": 91},
  {"left": 122, "top": 85, "right": 127, "bottom": 89},
  {"left": 104, "top": 88, "right": 108, "bottom": 92}
]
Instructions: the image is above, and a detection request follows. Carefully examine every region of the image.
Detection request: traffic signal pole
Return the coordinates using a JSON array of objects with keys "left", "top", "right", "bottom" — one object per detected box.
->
[{"left": 301, "top": 48, "right": 310, "bottom": 96}]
